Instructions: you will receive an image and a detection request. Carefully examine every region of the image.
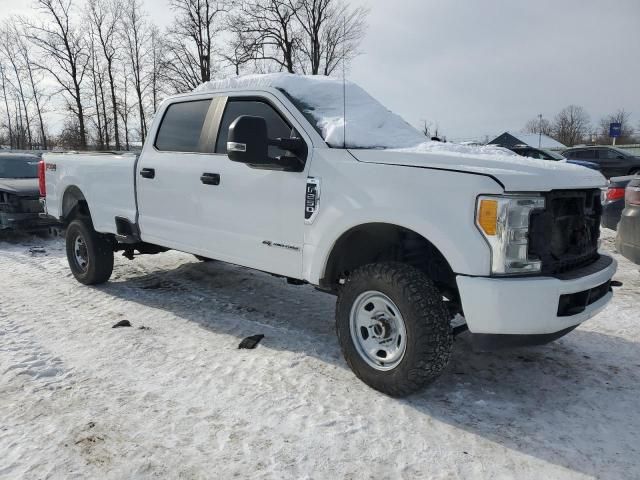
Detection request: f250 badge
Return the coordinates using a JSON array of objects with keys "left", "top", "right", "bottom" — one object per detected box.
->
[{"left": 305, "top": 177, "right": 320, "bottom": 224}]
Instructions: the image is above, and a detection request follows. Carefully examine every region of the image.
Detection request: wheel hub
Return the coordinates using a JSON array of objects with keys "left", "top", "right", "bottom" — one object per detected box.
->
[
  {"left": 349, "top": 291, "right": 407, "bottom": 371},
  {"left": 74, "top": 235, "right": 89, "bottom": 272}
]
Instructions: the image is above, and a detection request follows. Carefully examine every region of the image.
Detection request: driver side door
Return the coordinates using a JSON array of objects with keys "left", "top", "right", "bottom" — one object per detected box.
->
[{"left": 196, "top": 95, "right": 313, "bottom": 279}]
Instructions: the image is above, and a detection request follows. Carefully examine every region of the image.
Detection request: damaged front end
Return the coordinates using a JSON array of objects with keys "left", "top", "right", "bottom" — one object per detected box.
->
[
  {"left": 528, "top": 189, "right": 602, "bottom": 275},
  {"left": 0, "top": 191, "right": 58, "bottom": 232}
]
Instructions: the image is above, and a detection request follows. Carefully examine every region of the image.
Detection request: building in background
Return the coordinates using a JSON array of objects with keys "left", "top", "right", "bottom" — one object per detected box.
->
[{"left": 488, "top": 132, "right": 566, "bottom": 149}]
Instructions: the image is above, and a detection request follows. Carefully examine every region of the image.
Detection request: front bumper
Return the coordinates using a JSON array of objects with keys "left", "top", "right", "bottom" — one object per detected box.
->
[{"left": 456, "top": 254, "right": 617, "bottom": 336}]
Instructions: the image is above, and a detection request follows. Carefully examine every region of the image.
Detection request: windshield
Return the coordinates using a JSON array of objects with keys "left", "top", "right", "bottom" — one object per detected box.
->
[
  {"left": 196, "top": 73, "right": 427, "bottom": 149},
  {"left": 611, "top": 147, "right": 630, "bottom": 157},
  {"left": 0, "top": 156, "right": 39, "bottom": 178},
  {"left": 542, "top": 149, "right": 565, "bottom": 160}
]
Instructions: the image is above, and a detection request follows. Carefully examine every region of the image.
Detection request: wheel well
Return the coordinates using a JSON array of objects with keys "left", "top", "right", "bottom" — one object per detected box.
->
[
  {"left": 321, "top": 223, "right": 458, "bottom": 298},
  {"left": 61, "top": 186, "right": 91, "bottom": 223}
]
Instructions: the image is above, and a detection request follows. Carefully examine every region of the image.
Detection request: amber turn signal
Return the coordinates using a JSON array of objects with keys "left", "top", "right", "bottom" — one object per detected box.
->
[{"left": 478, "top": 199, "right": 498, "bottom": 235}]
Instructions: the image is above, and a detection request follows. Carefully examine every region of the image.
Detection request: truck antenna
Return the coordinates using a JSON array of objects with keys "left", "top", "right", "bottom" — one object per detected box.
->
[{"left": 342, "top": 15, "right": 347, "bottom": 149}]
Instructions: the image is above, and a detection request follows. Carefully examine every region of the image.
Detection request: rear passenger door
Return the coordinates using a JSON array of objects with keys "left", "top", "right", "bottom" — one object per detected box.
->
[
  {"left": 572, "top": 148, "right": 601, "bottom": 168},
  {"left": 137, "top": 97, "right": 220, "bottom": 251},
  {"left": 598, "top": 148, "right": 629, "bottom": 177}
]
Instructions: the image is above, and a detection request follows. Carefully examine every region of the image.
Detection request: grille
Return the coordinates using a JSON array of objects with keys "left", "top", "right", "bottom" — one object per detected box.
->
[{"left": 528, "top": 189, "right": 601, "bottom": 275}]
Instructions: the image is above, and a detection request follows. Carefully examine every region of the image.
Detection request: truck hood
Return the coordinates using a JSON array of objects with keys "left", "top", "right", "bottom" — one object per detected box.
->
[
  {"left": 0, "top": 178, "right": 39, "bottom": 197},
  {"left": 349, "top": 149, "right": 607, "bottom": 191}
]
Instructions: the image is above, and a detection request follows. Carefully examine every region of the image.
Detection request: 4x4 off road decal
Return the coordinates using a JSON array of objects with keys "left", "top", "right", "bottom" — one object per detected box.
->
[
  {"left": 305, "top": 177, "right": 320, "bottom": 224},
  {"left": 261, "top": 240, "right": 300, "bottom": 251}
]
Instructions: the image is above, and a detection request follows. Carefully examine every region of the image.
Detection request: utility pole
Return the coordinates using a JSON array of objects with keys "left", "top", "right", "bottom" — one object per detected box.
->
[{"left": 538, "top": 114, "right": 543, "bottom": 148}]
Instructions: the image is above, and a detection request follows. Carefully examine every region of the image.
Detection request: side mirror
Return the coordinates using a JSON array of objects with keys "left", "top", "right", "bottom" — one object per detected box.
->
[
  {"left": 227, "top": 115, "right": 269, "bottom": 165},
  {"left": 227, "top": 115, "right": 307, "bottom": 171}
]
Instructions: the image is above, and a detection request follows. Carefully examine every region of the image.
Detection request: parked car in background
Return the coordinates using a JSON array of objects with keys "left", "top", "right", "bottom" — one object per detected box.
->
[
  {"left": 507, "top": 145, "right": 601, "bottom": 170},
  {"left": 602, "top": 176, "right": 635, "bottom": 230},
  {"left": 616, "top": 176, "right": 640, "bottom": 264},
  {"left": 0, "top": 152, "right": 58, "bottom": 232},
  {"left": 562, "top": 146, "right": 640, "bottom": 178}
]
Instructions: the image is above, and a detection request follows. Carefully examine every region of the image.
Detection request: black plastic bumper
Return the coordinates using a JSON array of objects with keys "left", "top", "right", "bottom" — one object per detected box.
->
[
  {"left": 0, "top": 212, "right": 59, "bottom": 232},
  {"left": 469, "top": 325, "right": 578, "bottom": 351}
]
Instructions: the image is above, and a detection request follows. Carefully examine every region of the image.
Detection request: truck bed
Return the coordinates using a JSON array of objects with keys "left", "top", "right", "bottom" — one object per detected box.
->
[{"left": 43, "top": 152, "right": 139, "bottom": 235}]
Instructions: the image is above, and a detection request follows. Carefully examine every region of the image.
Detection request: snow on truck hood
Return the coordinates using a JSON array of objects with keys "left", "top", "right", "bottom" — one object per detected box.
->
[
  {"left": 195, "top": 74, "right": 606, "bottom": 191},
  {"left": 350, "top": 149, "right": 606, "bottom": 191}
]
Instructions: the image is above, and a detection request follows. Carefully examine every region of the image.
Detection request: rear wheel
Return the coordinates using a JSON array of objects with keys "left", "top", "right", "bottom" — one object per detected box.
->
[
  {"left": 65, "top": 218, "right": 114, "bottom": 285},
  {"left": 336, "top": 262, "right": 453, "bottom": 397}
]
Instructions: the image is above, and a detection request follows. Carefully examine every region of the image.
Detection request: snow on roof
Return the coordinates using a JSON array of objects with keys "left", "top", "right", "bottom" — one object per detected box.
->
[
  {"left": 507, "top": 132, "right": 566, "bottom": 149},
  {"left": 196, "top": 73, "right": 426, "bottom": 149},
  {"left": 195, "top": 73, "right": 517, "bottom": 158}
]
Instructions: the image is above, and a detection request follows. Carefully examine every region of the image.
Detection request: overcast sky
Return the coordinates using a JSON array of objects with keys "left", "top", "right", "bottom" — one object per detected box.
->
[{"left": 1, "top": 0, "right": 638, "bottom": 141}]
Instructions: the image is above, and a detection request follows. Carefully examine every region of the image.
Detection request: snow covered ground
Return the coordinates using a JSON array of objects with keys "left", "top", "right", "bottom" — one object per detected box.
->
[{"left": 1, "top": 229, "right": 638, "bottom": 479}]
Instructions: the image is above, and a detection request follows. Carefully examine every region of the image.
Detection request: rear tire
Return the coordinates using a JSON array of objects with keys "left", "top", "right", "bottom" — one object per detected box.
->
[
  {"left": 65, "top": 218, "right": 114, "bottom": 285},
  {"left": 336, "top": 262, "right": 453, "bottom": 397}
]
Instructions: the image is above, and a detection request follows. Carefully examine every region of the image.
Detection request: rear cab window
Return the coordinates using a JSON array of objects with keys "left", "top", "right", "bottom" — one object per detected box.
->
[{"left": 154, "top": 99, "right": 213, "bottom": 152}]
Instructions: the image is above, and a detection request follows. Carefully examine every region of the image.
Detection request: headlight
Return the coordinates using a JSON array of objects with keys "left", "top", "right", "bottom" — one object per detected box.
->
[{"left": 475, "top": 194, "right": 545, "bottom": 275}]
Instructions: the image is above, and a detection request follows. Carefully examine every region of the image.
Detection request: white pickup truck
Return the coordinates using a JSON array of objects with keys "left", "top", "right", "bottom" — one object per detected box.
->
[{"left": 41, "top": 74, "right": 616, "bottom": 396}]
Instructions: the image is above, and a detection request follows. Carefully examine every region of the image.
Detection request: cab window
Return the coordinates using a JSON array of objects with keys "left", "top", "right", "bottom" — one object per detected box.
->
[
  {"left": 155, "top": 99, "right": 212, "bottom": 152},
  {"left": 215, "top": 99, "right": 297, "bottom": 158}
]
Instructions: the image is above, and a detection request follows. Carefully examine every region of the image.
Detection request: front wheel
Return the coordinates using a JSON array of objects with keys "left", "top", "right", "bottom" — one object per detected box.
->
[
  {"left": 336, "top": 263, "right": 453, "bottom": 397},
  {"left": 65, "top": 218, "right": 114, "bottom": 285}
]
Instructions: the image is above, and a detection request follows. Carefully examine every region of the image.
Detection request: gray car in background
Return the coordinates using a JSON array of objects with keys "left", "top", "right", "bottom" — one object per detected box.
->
[
  {"left": 616, "top": 176, "right": 640, "bottom": 264},
  {"left": 0, "top": 152, "right": 58, "bottom": 232},
  {"left": 562, "top": 146, "right": 640, "bottom": 178}
]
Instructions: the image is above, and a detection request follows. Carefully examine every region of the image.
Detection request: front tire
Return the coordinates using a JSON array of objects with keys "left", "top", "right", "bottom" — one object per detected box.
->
[
  {"left": 336, "top": 263, "right": 453, "bottom": 397},
  {"left": 65, "top": 218, "right": 114, "bottom": 285}
]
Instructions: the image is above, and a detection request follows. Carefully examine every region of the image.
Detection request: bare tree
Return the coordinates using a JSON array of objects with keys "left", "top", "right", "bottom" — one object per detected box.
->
[
  {"left": 222, "top": 19, "right": 258, "bottom": 75},
  {"left": 598, "top": 109, "right": 634, "bottom": 144},
  {"left": 88, "top": 31, "right": 105, "bottom": 149},
  {"left": 118, "top": 65, "right": 134, "bottom": 150},
  {"left": 121, "top": 0, "right": 149, "bottom": 142},
  {"left": 26, "top": 0, "right": 89, "bottom": 149},
  {"left": 14, "top": 21, "right": 49, "bottom": 149},
  {"left": 147, "top": 24, "right": 165, "bottom": 114},
  {"left": 87, "top": 0, "right": 121, "bottom": 149},
  {"left": 0, "top": 62, "right": 15, "bottom": 148},
  {"left": 292, "top": 0, "right": 368, "bottom": 75},
  {"left": 164, "top": 0, "right": 228, "bottom": 92},
  {"left": 523, "top": 116, "right": 553, "bottom": 137},
  {"left": 552, "top": 105, "right": 590, "bottom": 147},
  {"left": 229, "top": 0, "right": 300, "bottom": 74},
  {"left": 420, "top": 120, "right": 432, "bottom": 137},
  {"left": 0, "top": 23, "right": 33, "bottom": 148},
  {"left": 319, "top": 2, "right": 367, "bottom": 75}
]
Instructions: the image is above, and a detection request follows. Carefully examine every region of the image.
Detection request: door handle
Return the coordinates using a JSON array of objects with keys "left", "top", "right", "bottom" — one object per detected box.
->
[
  {"left": 140, "top": 168, "right": 155, "bottom": 179},
  {"left": 200, "top": 173, "right": 220, "bottom": 185}
]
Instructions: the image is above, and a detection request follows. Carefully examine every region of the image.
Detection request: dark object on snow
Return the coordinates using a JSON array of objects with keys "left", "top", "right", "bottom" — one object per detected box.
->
[
  {"left": 611, "top": 280, "right": 623, "bottom": 287},
  {"left": 238, "top": 334, "right": 264, "bottom": 349},
  {"left": 138, "top": 326, "right": 151, "bottom": 330},
  {"left": 29, "top": 246, "right": 46, "bottom": 255},
  {"left": 112, "top": 319, "right": 132, "bottom": 328}
]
